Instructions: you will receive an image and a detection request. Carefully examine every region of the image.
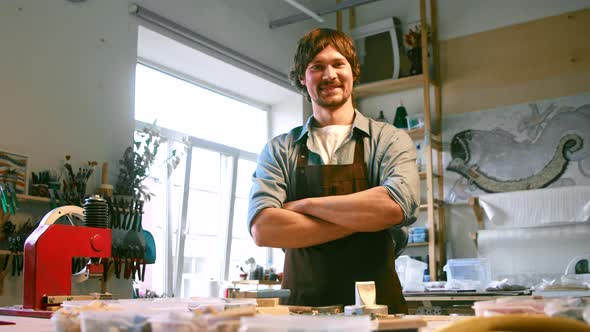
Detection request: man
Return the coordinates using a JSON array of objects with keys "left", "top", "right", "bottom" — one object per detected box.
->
[{"left": 247, "top": 28, "right": 419, "bottom": 314}]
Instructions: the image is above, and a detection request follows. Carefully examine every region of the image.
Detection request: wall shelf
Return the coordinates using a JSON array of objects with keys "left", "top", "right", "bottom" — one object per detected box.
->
[
  {"left": 16, "top": 194, "right": 50, "bottom": 203},
  {"left": 0, "top": 250, "right": 21, "bottom": 255},
  {"left": 406, "top": 127, "right": 425, "bottom": 140},
  {"left": 419, "top": 199, "right": 444, "bottom": 210},
  {"left": 419, "top": 172, "right": 440, "bottom": 179},
  {"left": 354, "top": 75, "right": 427, "bottom": 98},
  {"left": 230, "top": 280, "right": 280, "bottom": 286}
]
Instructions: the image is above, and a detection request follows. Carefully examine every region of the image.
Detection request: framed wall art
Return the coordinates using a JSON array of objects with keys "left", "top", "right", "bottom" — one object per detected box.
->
[{"left": 0, "top": 149, "right": 29, "bottom": 195}]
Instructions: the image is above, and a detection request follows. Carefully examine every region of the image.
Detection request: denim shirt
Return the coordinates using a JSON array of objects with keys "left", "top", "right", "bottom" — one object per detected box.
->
[{"left": 248, "top": 110, "right": 420, "bottom": 251}]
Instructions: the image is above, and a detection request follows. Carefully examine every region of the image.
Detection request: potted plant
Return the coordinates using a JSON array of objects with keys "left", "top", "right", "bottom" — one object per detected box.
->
[
  {"left": 404, "top": 23, "right": 431, "bottom": 75},
  {"left": 114, "top": 122, "right": 180, "bottom": 202},
  {"left": 62, "top": 156, "right": 98, "bottom": 206}
]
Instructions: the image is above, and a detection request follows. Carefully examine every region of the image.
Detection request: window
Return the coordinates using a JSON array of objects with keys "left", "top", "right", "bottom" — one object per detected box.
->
[
  {"left": 134, "top": 63, "right": 284, "bottom": 297},
  {"left": 135, "top": 64, "right": 268, "bottom": 154}
]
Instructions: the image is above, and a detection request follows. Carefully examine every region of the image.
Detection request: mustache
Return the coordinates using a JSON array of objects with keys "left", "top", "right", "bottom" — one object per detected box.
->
[{"left": 319, "top": 81, "right": 342, "bottom": 89}]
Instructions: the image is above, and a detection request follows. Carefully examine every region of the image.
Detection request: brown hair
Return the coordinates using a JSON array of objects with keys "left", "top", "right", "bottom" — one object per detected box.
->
[{"left": 289, "top": 28, "right": 361, "bottom": 101}]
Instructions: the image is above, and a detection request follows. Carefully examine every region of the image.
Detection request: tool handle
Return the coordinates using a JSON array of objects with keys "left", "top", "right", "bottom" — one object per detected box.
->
[{"left": 101, "top": 162, "right": 109, "bottom": 185}]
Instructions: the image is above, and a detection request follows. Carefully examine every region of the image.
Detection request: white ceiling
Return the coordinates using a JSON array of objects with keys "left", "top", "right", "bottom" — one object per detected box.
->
[
  {"left": 133, "top": 0, "right": 590, "bottom": 108},
  {"left": 131, "top": 0, "right": 397, "bottom": 76},
  {"left": 132, "top": 0, "right": 389, "bottom": 108}
]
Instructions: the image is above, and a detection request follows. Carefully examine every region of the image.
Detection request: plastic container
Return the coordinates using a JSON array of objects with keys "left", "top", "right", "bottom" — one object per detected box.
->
[
  {"left": 148, "top": 311, "right": 206, "bottom": 332},
  {"left": 395, "top": 255, "right": 427, "bottom": 292},
  {"left": 443, "top": 258, "right": 491, "bottom": 291},
  {"left": 415, "top": 144, "right": 423, "bottom": 172},
  {"left": 473, "top": 297, "right": 545, "bottom": 316},
  {"left": 239, "top": 315, "right": 371, "bottom": 332},
  {"left": 80, "top": 311, "right": 149, "bottom": 332},
  {"left": 53, "top": 300, "right": 126, "bottom": 332},
  {"left": 118, "top": 297, "right": 196, "bottom": 313}
]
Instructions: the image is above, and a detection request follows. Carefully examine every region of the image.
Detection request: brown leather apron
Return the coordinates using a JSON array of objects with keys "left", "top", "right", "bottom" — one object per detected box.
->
[{"left": 281, "top": 134, "right": 407, "bottom": 314}]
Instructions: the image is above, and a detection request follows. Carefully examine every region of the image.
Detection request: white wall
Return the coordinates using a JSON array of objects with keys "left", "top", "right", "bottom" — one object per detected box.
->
[
  {"left": 132, "top": 0, "right": 590, "bottom": 77},
  {"left": 270, "top": 97, "right": 304, "bottom": 139},
  {"left": 0, "top": 0, "right": 137, "bottom": 185},
  {"left": 0, "top": 0, "right": 137, "bottom": 306},
  {"left": 354, "top": 0, "right": 590, "bottom": 40},
  {"left": 437, "top": 0, "right": 590, "bottom": 40}
]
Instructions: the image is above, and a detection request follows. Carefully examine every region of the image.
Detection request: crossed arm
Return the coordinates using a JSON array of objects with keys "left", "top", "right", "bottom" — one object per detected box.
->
[{"left": 251, "top": 186, "right": 404, "bottom": 248}]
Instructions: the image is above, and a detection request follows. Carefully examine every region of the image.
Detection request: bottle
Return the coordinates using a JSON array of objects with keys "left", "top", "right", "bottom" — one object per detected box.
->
[
  {"left": 393, "top": 102, "right": 408, "bottom": 129},
  {"left": 415, "top": 144, "right": 422, "bottom": 171},
  {"left": 424, "top": 254, "right": 431, "bottom": 282},
  {"left": 376, "top": 110, "right": 387, "bottom": 122}
]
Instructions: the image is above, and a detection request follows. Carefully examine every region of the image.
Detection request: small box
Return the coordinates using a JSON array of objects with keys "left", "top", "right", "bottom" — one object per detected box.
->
[
  {"left": 407, "top": 113, "right": 424, "bottom": 129},
  {"left": 256, "top": 298, "right": 279, "bottom": 307},
  {"left": 409, "top": 227, "right": 428, "bottom": 243},
  {"left": 443, "top": 258, "right": 491, "bottom": 291},
  {"left": 411, "top": 232, "right": 427, "bottom": 243}
]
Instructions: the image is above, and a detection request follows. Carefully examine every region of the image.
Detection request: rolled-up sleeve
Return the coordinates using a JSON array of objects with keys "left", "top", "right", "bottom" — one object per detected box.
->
[
  {"left": 378, "top": 129, "right": 420, "bottom": 227},
  {"left": 247, "top": 136, "right": 290, "bottom": 235}
]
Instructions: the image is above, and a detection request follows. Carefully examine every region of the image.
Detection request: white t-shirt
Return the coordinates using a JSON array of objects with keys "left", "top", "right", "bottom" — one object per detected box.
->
[{"left": 309, "top": 124, "right": 353, "bottom": 165}]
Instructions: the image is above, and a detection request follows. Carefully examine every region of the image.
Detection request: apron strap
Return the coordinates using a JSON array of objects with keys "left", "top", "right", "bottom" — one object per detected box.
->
[{"left": 297, "top": 136, "right": 309, "bottom": 168}]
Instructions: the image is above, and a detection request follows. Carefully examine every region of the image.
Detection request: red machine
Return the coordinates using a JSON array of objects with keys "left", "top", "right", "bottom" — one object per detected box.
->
[{"left": 22, "top": 206, "right": 112, "bottom": 311}]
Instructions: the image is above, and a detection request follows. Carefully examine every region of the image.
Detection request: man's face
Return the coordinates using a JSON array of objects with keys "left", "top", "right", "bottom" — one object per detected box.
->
[{"left": 300, "top": 45, "right": 354, "bottom": 110}]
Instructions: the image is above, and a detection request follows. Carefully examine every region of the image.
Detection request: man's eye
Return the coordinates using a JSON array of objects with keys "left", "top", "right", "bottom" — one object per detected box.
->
[{"left": 310, "top": 65, "right": 322, "bottom": 70}]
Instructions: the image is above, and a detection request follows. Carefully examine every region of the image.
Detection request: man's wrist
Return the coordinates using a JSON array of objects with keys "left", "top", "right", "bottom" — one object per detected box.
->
[
  {"left": 283, "top": 197, "right": 312, "bottom": 215},
  {"left": 299, "top": 197, "right": 313, "bottom": 215}
]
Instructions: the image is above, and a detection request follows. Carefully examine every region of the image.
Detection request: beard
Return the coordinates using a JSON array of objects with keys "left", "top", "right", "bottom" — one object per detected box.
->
[{"left": 313, "top": 83, "right": 351, "bottom": 109}]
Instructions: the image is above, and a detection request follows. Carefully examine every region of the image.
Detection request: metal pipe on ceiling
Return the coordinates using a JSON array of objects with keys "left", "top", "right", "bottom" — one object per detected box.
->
[
  {"left": 270, "top": 0, "right": 382, "bottom": 29},
  {"left": 282, "top": 0, "right": 325, "bottom": 23}
]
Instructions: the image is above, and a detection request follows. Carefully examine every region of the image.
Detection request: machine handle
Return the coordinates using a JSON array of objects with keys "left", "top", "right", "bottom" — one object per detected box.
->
[
  {"left": 38, "top": 206, "right": 84, "bottom": 226},
  {"left": 101, "top": 162, "right": 109, "bottom": 185}
]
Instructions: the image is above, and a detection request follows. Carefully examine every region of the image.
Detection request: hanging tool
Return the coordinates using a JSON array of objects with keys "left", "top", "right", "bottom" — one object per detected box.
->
[
  {"left": 109, "top": 197, "right": 146, "bottom": 281},
  {"left": 3, "top": 184, "right": 17, "bottom": 215},
  {"left": 0, "top": 184, "right": 8, "bottom": 214},
  {"left": 0, "top": 255, "right": 11, "bottom": 295}
]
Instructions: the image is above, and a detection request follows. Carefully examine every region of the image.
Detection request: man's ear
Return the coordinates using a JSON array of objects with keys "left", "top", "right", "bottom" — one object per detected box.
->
[{"left": 299, "top": 76, "right": 306, "bottom": 87}]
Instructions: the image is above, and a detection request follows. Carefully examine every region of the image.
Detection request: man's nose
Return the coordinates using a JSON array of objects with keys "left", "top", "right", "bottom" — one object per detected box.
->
[{"left": 322, "top": 66, "right": 337, "bottom": 80}]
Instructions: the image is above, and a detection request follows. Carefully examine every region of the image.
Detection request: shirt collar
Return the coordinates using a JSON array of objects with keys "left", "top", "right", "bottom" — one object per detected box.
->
[{"left": 296, "top": 109, "right": 370, "bottom": 142}]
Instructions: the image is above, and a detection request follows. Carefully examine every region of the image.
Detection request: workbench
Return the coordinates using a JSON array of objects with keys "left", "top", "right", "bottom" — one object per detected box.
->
[
  {"left": 404, "top": 291, "right": 531, "bottom": 316},
  {"left": 0, "top": 314, "right": 461, "bottom": 331}
]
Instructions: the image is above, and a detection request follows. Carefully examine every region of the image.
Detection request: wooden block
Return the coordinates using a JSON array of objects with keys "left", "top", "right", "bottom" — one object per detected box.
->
[
  {"left": 256, "top": 298, "right": 279, "bottom": 307},
  {"left": 235, "top": 289, "right": 290, "bottom": 298},
  {"left": 373, "top": 316, "right": 427, "bottom": 331},
  {"left": 256, "top": 305, "right": 291, "bottom": 316},
  {"left": 286, "top": 305, "right": 313, "bottom": 314}
]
